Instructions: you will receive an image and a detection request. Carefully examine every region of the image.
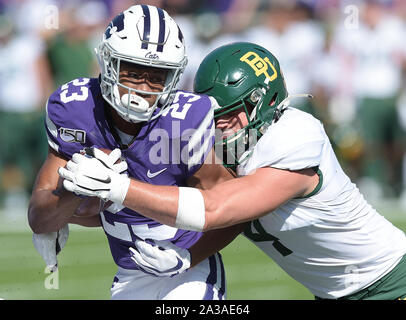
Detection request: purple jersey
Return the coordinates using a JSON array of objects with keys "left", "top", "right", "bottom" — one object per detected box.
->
[{"left": 45, "top": 77, "right": 215, "bottom": 269}]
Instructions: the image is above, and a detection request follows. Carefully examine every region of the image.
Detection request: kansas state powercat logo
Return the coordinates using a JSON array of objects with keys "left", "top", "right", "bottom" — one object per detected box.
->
[
  {"left": 59, "top": 127, "right": 86, "bottom": 143},
  {"left": 105, "top": 12, "right": 125, "bottom": 39}
]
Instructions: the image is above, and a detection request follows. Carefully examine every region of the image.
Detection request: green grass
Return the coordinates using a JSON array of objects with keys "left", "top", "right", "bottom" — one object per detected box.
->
[
  {"left": 222, "top": 235, "right": 313, "bottom": 300},
  {"left": 0, "top": 216, "right": 405, "bottom": 300},
  {"left": 0, "top": 227, "right": 115, "bottom": 300}
]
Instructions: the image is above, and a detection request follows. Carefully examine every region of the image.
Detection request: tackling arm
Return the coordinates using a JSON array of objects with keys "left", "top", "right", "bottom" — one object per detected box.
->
[
  {"left": 59, "top": 148, "right": 319, "bottom": 231},
  {"left": 122, "top": 166, "right": 318, "bottom": 231},
  {"left": 186, "top": 149, "right": 247, "bottom": 267}
]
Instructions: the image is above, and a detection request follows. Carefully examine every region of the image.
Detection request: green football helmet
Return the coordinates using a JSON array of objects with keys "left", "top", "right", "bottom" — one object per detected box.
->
[{"left": 194, "top": 42, "right": 289, "bottom": 167}]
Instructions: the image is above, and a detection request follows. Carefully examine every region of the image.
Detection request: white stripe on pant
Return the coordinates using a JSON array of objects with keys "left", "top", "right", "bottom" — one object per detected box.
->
[{"left": 111, "top": 252, "right": 226, "bottom": 300}]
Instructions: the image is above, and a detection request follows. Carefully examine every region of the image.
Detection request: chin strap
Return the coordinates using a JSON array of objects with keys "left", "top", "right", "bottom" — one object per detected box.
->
[
  {"left": 272, "top": 93, "right": 313, "bottom": 123},
  {"left": 249, "top": 92, "right": 313, "bottom": 124},
  {"left": 94, "top": 47, "right": 103, "bottom": 71}
]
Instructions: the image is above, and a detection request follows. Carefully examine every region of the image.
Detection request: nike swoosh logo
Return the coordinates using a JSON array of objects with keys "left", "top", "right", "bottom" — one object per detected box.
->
[
  {"left": 147, "top": 168, "right": 167, "bottom": 178},
  {"left": 84, "top": 174, "right": 111, "bottom": 184}
]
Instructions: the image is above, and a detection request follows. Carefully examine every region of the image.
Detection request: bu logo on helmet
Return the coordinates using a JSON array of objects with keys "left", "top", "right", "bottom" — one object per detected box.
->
[
  {"left": 240, "top": 51, "right": 278, "bottom": 84},
  {"left": 105, "top": 12, "right": 125, "bottom": 39}
]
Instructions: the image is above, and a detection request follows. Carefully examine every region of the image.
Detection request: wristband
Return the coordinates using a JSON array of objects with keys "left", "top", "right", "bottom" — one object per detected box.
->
[
  {"left": 175, "top": 187, "right": 206, "bottom": 232},
  {"left": 108, "top": 173, "right": 131, "bottom": 204}
]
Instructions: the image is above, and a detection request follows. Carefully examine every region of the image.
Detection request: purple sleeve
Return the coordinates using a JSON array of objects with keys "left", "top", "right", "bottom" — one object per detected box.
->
[
  {"left": 176, "top": 92, "right": 215, "bottom": 176},
  {"left": 158, "top": 91, "right": 215, "bottom": 177},
  {"left": 44, "top": 78, "right": 95, "bottom": 159}
]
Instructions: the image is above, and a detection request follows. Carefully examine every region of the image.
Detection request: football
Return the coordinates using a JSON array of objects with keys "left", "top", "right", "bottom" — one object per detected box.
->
[
  {"left": 81, "top": 147, "right": 121, "bottom": 163},
  {"left": 73, "top": 147, "right": 116, "bottom": 217},
  {"left": 74, "top": 196, "right": 111, "bottom": 217}
]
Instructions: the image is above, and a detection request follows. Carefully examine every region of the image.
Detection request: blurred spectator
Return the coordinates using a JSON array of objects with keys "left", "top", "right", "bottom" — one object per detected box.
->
[
  {"left": 311, "top": 24, "right": 364, "bottom": 179},
  {"left": 0, "top": 13, "right": 53, "bottom": 211},
  {"left": 110, "top": 0, "right": 152, "bottom": 18},
  {"left": 175, "top": 15, "right": 208, "bottom": 92},
  {"left": 8, "top": 0, "right": 60, "bottom": 37},
  {"left": 46, "top": 1, "right": 108, "bottom": 88},
  {"left": 176, "top": 0, "right": 260, "bottom": 92},
  {"left": 330, "top": 0, "right": 406, "bottom": 199},
  {"left": 397, "top": 90, "right": 406, "bottom": 208},
  {"left": 243, "top": 0, "right": 325, "bottom": 116}
]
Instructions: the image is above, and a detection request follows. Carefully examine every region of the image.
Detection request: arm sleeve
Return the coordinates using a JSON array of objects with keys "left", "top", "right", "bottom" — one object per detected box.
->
[{"left": 44, "top": 91, "right": 88, "bottom": 160}]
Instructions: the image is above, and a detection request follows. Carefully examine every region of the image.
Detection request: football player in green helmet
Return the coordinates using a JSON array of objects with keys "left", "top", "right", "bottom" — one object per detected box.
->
[
  {"left": 195, "top": 42, "right": 288, "bottom": 128},
  {"left": 194, "top": 42, "right": 310, "bottom": 168},
  {"left": 60, "top": 42, "right": 406, "bottom": 300}
]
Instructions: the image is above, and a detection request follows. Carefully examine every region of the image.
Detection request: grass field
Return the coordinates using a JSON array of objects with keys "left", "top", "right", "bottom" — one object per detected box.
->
[{"left": 1, "top": 205, "right": 405, "bottom": 300}]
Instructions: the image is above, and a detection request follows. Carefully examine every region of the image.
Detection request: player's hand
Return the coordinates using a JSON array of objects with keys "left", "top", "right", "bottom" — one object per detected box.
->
[
  {"left": 129, "top": 240, "right": 191, "bottom": 277},
  {"left": 58, "top": 149, "right": 130, "bottom": 204},
  {"left": 83, "top": 147, "right": 128, "bottom": 174},
  {"left": 32, "top": 224, "right": 69, "bottom": 272}
]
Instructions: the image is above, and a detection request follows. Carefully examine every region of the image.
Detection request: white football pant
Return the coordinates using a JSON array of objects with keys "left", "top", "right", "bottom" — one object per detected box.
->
[{"left": 110, "top": 253, "right": 226, "bottom": 300}]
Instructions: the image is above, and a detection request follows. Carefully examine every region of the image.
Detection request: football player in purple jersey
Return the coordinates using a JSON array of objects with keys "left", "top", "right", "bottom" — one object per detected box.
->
[{"left": 28, "top": 5, "right": 239, "bottom": 300}]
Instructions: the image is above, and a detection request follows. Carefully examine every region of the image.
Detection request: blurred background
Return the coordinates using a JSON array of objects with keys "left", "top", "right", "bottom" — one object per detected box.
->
[{"left": 0, "top": 0, "right": 406, "bottom": 300}]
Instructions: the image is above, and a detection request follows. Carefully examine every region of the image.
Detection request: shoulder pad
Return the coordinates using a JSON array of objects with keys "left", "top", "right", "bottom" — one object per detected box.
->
[
  {"left": 45, "top": 78, "right": 99, "bottom": 158},
  {"left": 242, "top": 109, "right": 326, "bottom": 173},
  {"left": 159, "top": 91, "right": 215, "bottom": 174}
]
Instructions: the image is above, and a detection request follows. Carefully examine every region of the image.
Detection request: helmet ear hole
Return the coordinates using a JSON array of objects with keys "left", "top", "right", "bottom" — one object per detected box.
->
[
  {"left": 245, "top": 100, "right": 255, "bottom": 115},
  {"left": 269, "top": 92, "right": 278, "bottom": 107}
]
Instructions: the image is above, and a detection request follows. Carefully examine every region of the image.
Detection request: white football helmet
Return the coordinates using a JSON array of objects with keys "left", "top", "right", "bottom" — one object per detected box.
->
[{"left": 96, "top": 5, "right": 188, "bottom": 122}]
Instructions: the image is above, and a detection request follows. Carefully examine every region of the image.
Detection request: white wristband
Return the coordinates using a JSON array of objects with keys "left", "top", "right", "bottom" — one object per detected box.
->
[
  {"left": 175, "top": 187, "right": 206, "bottom": 232},
  {"left": 109, "top": 173, "right": 131, "bottom": 204}
]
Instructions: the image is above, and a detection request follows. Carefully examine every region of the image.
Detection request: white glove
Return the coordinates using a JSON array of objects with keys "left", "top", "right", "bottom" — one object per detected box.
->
[
  {"left": 32, "top": 224, "right": 69, "bottom": 272},
  {"left": 129, "top": 240, "right": 191, "bottom": 277},
  {"left": 58, "top": 149, "right": 130, "bottom": 204},
  {"left": 83, "top": 147, "right": 127, "bottom": 174}
]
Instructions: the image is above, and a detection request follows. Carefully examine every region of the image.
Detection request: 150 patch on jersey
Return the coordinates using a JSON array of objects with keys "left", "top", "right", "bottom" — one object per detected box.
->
[{"left": 59, "top": 127, "right": 86, "bottom": 143}]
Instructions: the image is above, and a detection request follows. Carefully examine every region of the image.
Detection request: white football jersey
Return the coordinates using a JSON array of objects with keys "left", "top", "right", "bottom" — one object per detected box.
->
[{"left": 237, "top": 108, "right": 406, "bottom": 299}]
